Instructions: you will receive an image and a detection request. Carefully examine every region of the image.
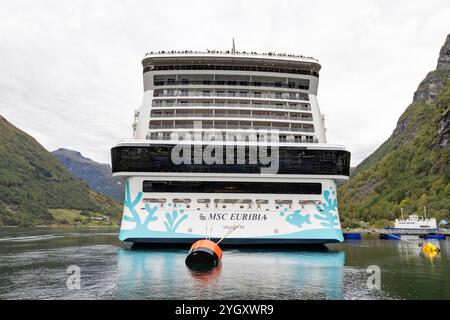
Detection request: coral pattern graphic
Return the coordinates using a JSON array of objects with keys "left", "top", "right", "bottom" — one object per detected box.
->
[
  {"left": 119, "top": 180, "right": 342, "bottom": 242},
  {"left": 123, "top": 180, "right": 158, "bottom": 232},
  {"left": 315, "top": 189, "right": 339, "bottom": 228},
  {"left": 164, "top": 206, "right": 188, "bottom": 233}
]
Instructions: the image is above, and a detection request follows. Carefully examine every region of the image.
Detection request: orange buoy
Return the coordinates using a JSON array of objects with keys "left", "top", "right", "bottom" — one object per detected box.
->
[{"left": 185, "top": 239, "right": 222, "bottom": 270}]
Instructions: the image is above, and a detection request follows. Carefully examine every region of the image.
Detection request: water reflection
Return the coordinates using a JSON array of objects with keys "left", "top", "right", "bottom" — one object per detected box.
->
[
  {"left": 116, "top": 246, "right": 345, "bottom": 299},
  {"left": 188, "top": 264, "right": 222, "bottom": 286},
  {"left": 116, "top": 247, "right": 186, "bottom": 299},
  {"left": 392, "top": 237, "right": 443, "bottom": 262},
  {"left": 340, "top": 236, "right": 449, "bottom": 299},
  {"left": 1, "top": 228, "right": 449, "bottom": 299}
]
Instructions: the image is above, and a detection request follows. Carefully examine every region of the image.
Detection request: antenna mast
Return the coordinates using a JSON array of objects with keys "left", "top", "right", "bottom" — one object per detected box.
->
[{"left": 232, "top": 37, "right": 236, "bottom": 53}]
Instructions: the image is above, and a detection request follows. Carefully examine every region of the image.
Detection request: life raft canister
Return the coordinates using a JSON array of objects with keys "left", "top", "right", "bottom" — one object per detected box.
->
[
  {"left": 421, "top": 242, "right": 440, "bottom": 257},
  {"left": 185, "top": 239, "right": 223, "bottom": 270}
]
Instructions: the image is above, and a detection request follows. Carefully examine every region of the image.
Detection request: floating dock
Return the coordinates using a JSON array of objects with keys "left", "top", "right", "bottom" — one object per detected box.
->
[
  {"left": 420, "top": 234, "right": 446, "bottom": 240},
  {"left": 343, "top": 229, "right": 449, "bottom": 240},
  {"left": 343, "top": 233, "right": 362, "bottom": 240}
]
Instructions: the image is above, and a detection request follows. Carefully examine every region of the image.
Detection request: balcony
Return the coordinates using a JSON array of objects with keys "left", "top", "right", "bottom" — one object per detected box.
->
[
  {"left": 153, "top": 90, "right": 309, "bottom": 101},
  {"left": 143, "top": 60, "right": 319, "bottom": 77},
  {"left": 150, "top": 112, "right": 313, "bottom": 122},
  {"left": 146, "top": 131, "right": 317, "bottom": 143},
  {"left": 154, "top": 79, "right": 309, "bottom": 90},
  {"left": 148, "top": 123, "right": 314, "bottom": 133},
  {"left": 151, "top": 102, "right": 312, "bottom": 112}
]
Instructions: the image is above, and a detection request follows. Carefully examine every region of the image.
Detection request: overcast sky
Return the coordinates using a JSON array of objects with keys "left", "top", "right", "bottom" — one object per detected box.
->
[{"left": 1, "top": 0, "right": 449, "bottom": 166}]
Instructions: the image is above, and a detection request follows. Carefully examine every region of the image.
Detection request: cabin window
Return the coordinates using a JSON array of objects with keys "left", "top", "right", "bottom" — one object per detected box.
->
[{"left": 143, "top": 181, "right": 322, "bottom": 194}]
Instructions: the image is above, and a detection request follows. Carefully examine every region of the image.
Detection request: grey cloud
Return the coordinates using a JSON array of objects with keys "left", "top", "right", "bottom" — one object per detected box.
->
[{"left": 1, "top": 0, "right": 449, "bottom": 166}]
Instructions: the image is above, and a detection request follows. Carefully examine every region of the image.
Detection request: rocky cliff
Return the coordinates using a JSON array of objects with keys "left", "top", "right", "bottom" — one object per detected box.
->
[{"left": 339, "top": 34, "right": 450, "bottom": 226}]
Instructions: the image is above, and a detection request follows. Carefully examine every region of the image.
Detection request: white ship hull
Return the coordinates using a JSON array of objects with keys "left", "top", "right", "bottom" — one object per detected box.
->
[{"left": 118, "top": 176, "right": 343, "bottom": 244}]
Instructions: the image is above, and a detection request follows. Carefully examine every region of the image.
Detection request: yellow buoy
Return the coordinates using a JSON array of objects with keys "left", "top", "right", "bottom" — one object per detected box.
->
[{"left": 421, "top": 242, "right": 440, "bottom": 257}]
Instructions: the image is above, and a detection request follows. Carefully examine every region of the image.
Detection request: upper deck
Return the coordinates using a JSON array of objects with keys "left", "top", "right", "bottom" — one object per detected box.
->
[{"left": 142, "top": 50, "right": 321, "bottom": 75}]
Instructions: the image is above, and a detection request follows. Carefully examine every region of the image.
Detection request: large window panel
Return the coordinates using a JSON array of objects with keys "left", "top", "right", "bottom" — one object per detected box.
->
[
  {"left": 143, "top": 181, "right": 322, "bottom": 194},
  {"left": 111, "top": 145, "right": 350, "bottom": 176}
]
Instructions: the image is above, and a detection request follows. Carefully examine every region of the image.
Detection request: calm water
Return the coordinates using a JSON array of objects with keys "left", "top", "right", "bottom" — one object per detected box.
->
[{"left": 0, "top": 228, "right": 449, "bottom": 300}]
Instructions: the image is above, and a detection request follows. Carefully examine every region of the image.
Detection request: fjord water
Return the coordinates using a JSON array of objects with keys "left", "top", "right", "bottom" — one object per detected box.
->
[{"left": 0, "top": 228, "right": 449, "bottom": 300}]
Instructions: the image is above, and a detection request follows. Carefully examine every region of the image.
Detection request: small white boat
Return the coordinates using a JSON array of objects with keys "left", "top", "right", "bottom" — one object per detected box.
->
[{"left": 394, "top": 209, "right": 437, "bottom": 230}]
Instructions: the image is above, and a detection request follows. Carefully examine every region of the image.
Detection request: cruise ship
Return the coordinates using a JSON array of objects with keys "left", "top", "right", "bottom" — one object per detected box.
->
[{"left": 111, "top": 48, "right": 351, "bottom": 244}]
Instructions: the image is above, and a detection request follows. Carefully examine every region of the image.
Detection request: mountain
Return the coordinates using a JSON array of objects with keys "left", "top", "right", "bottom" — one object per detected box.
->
[
  {"left": 339, "top": 34, "right": 450, "bottom": 227},
  {"left": 52, "top": 148, "right": 123, "bottom": 201},
  {"left": 0, "top": 115, "right": 122, "bottom": 226}
]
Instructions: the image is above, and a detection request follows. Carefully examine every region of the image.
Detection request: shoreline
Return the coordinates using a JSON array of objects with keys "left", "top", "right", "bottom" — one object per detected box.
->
[{"left": 0, "top": 225, "right": 120, "bottom": 229}]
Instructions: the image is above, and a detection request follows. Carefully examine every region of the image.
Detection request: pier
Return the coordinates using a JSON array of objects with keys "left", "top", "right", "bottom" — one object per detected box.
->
[{"left": 343, "top": 228, "right": 450, "bottom": 237}]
